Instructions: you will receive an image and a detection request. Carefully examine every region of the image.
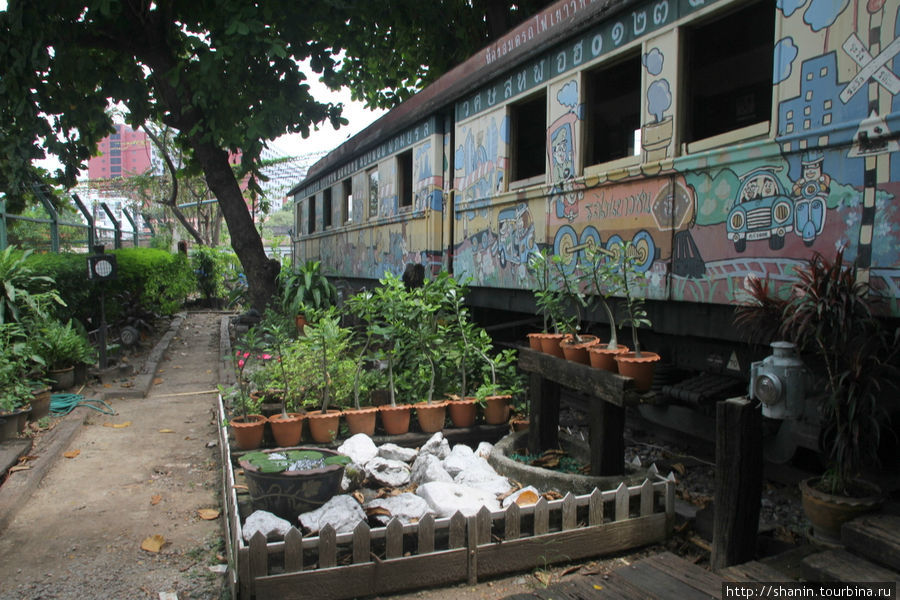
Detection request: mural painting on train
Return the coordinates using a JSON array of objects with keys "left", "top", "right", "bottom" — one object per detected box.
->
[{"left": 678, "top": 0, "right": 900, "bottom": 308}]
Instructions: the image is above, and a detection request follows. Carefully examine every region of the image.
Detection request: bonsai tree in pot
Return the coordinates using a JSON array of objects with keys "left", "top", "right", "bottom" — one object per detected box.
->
[
  {"left": 405, "top": 275, "right": 451, "bottom": 433},
  {"left": 736, "top": 248, "right": 899, "bottom": 542},
  {"left": 526, "top": 249, "right": 568, "bottom": 357},
  {"left": 261, "top": 312, "right": 306, "bottom": 447},
  {"left": 473, "top": 345, "right": 525, "bottom": 425},
  {"left": 550, "top": 253, "right": 597, "bottom": 363},
  {"left": 612, "top": 241, "right": 659, "bottom": 391}
]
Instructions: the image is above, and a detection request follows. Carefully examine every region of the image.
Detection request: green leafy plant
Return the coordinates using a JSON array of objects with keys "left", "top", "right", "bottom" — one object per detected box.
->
[
  {"left": 0, "top": 322, "right": 44, "bottom": 412},
  {"left": 36, "top": 319, "right": 95, "bottom": 370},
  {"left": 614, "top": 241, "right": 652, "bottom": 357},
  {"left": 231, "top": 326, "right": 267, "bottom": 419},
  {"left": 0, "top": 245, "right": 64, "bottom": 326},
  {"left": 582, "top": 243, "right": 623, "bottom": 349},
  {"left": 550, "top": 254, "right": 587, "bottom": 343},
  {"left": 278, "top": 260, "right": 338, "bottom": 317},
  {"left": 191, "top": 245, "right": 227, "bottom": 304},
  {"left": 527, "top": 249, "right": 567, "bottom": 334}
]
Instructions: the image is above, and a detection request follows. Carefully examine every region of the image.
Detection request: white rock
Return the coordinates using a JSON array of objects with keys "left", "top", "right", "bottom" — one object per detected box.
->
[
  {"left": 365, "top": 456, "right": 411, "bottom": 488},
  {"left": 340, "top": 463, "right": 366, "bottom": 492},
  {"left": 442, "top": 444, "right": 480, "bottom": 477},
  {"left": 453, "top": 468, "right": 512, "bottom": 497},
  {"left": 298, "top": 495, "right": 365, "bottom": 534},
  {"left": 501, "top": 486, "right": 541, "bottom": 508},
  {"left": 475, "top": 441, "right": 494, "bottom": 459},
  {"left": 419, "top": 432, "right": 450, "bottom": 460},
  {"left": 410, "top": 453, "right": 453, "bottom": 485},
  {"left": 377, "top": 443, "right": 417, "bottom": 463},
  {"left": 416, "top": 481, "right": 501, "bottom": 517},
  {"left": 242, "top": 510, "right": 293, "bottom": 542},
  {"left": 365, "top": 493, "right": 432, "bottom": 525},
  {"left": 337, "top": 434, "right": 378, "bottom": 466}
]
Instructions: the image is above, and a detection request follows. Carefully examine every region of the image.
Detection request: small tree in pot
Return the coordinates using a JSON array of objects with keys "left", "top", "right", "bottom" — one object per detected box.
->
[{"left": 611, "top": 241, "right": 659, "bottom": 390}]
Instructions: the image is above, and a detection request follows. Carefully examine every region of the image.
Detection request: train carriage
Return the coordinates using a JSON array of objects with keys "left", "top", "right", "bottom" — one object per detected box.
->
[{"left": 289, "top": 0, "right": 900, "bottom": 455}]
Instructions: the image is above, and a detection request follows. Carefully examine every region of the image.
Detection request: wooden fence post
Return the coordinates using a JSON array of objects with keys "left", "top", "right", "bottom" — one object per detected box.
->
[{"left": 711, "top": 397, "right": 762, "bottom": 571}]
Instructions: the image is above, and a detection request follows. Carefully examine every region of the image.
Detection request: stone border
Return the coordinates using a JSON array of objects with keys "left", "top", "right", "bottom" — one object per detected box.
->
[{"left": 488, "top": 430, "right": 649, "bottom": 495}]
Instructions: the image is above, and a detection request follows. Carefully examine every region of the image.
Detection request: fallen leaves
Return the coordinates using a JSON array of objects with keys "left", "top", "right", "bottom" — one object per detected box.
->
[
  {"left": 197, "top": 508, "right": 220, "bottom": 520},
  {"left": 103, "top": 421, "right": 132, "bottom": 429},
  {"left": 158, "top": 429, "right": 176, "bottom": 434},
  {"left": 515, "top": 489, "right": 539, "bottom": 506},
  {"left": 63, "top": 449, "right": 81, "bottom": 459},
  {"left": 150, "top": 494, "right": 162, "bottom": 506},
  {"left": 140, "top": 534, "right": 166, "bottom": 553}
]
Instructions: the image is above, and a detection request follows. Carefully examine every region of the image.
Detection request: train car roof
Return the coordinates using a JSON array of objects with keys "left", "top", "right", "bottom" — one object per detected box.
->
[{"left": 289, "top": 0, "right": 636, "bottom": 198}]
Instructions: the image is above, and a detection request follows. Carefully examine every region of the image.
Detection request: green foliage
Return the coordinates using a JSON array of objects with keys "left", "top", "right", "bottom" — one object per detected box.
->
[
  {"left": 0, "top": 246, "right": 65, "bottom": 326},
  {"left": 582, "top": 243, "right": 623, "bottom": 349},
  {"left": 527, "top": 249, "right": 567, "bottom": 334},
  {"left": 112, "top": 248, "right": 193, "bottom": 316},
  {"left": 35, "top": 319, "right": 95, "bottom": 369},
  {"left": 191, "top": 246, "right": 227, "bottom": 302},
  {"left": 550, "top": 254, "right": 587, "bottom": 342},
  {"left": 0, "top": 322, "right": 44, "bottom": 412},
  {"left": 614, "top": 241, "right": 652, "bottom": 356},
  {"left": 278, "top": 260, "right": 338, "bottom": 317}
]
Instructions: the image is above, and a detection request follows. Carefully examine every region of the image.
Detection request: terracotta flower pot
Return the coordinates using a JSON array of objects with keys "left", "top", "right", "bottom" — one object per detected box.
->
[
  {"left": 559, "top": 334, "right": 600, "bottom": 364},
  {"left": 379, "top": 404, "right": 412, "bottom": 435},
  {"left": 268, "top": 412, "right": 305, "bottom": 447},
  {"left": 526, "top": 333, "right": 543, "bottom": 351},
  {"left": 482, "top": 395, "right": 512, "bottom": 425},
  {"left": 800, "top": 477, "right": 883, "bottom": 544},
  {"left": 510, "top": 417, "right": 530, "bottom": 432},
  {"left": 230, "top": 414, "right": 267, "bottom": 450},
  {"left": 588, "top": 343, "right": 629, "bottom": 372},
  {"left": 342, "top": 407, "right": 378, "bottom": 436},
  {"left": 537, "top": 333, "right": 566, "bottom": 358},
  {"left": 447, "top": 397, "right": 478, "bottom": 428},
  {"left": 615, "top": 351, "right": 661, "bottom": 392},
  {"left": 306, "top": 409, "right": 342, "bottom": 443},
  {"left": 415, "top": 401, "right": 448, "bottom": 433}
]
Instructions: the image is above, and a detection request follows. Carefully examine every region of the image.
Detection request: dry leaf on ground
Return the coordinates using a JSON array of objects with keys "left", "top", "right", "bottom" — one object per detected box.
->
[
  {"left": 140, "top": 534, "right": 166, "bottom": 553},
  {"left": 197, "top": 508, "right": 220, "bottom": 520},
  {"left": 158, "top": 429, "right": 175, "bottom": 433},
  {"left": 103, "top": 421, "right": 132, "bottom": 429},
  {"left": 63, "top": 450, "right": 80, "bottom": 459},
  {"left": 150, "top": 494, "right": 162, "bottom": 506}
]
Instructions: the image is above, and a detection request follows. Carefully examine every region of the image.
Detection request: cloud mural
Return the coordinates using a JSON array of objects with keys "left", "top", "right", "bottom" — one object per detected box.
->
[
  {"left": 777, "top": 0, "right": 807, "bottom": 18},
  {"left": 642, "top": 48, "right": 664, "bottom": 76},
  {"left": 803, "top": 0, "right": 850, "bottom": 31},
  {"left": 557, "top": 81, "right": 578, "bottom": 109},
  {"left": 774, "top": 37, "right": 798, "bottom": 84},
  {"left": 647, "top": 79, "right": 672, "bottom": 123}
]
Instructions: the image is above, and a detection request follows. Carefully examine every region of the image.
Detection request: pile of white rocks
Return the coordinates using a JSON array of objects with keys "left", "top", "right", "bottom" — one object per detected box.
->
[{"left": 242, "top": 432, "right": 541, "bottom": 542}]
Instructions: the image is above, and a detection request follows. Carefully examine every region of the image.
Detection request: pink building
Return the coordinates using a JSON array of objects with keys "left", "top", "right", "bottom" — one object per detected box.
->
[{"left": 87, "top": 124, "right": 153, "bottom": 180}]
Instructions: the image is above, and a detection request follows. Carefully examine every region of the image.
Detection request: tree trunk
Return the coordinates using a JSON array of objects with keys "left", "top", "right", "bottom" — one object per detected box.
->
[{"left": 190, "top": 140, "right": 279, "bottom": 311}]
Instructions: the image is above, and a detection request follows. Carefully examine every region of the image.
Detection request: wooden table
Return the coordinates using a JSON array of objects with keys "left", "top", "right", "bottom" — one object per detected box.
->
[{"left": 517, "top": 346, "right": 645, "bottom": 476}]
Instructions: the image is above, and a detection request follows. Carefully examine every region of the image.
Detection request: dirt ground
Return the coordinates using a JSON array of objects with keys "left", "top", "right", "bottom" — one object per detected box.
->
[{"left": 0, "top": 311, "right": 227, "bottom": 600}]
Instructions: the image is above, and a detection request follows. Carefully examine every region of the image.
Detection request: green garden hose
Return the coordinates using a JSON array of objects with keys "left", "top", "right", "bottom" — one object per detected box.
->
[{"left": 50, "top": 394, "right": 115, "bottom": 415}]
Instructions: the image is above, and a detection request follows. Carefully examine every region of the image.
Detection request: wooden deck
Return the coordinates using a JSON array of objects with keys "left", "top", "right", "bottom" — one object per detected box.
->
[{"left": 505, "top": 513, "right": 900, "bottom": 599}]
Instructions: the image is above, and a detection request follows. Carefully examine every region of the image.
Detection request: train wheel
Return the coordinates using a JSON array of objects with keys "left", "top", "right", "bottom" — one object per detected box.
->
[
  {"left": 579, "top": 226, "right": 601, "bottom": 267},
  {"left": 553, "top": 225, "right": 578, "bottom": 274},
  {"left": 630, "top": 230, "right": 656, "bottom": 273},
  {"left": 605, "top": 235, "right": 624, "bottom": 271}
]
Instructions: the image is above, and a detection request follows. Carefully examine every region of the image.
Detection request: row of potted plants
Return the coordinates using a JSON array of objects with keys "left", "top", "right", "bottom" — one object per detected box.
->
[
  {"left": 0, "top": 247, "right": 96, "bottom": 440},
  {"left": 525, "top": 241, "right": 659, "bottom": 391},
  {"left": 223, "top": 265, "right": 527, "bottom": 450}
]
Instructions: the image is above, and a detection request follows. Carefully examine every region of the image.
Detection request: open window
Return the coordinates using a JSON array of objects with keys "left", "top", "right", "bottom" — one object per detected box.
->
[
  {"left": 307, "top": 195, "right": 316, "bottom": 234},
  {"left": 323, "top": 188, "right": 332, "bottom": 229},
  {"left": 342, "top": 178, "right": 352, "bottom": 223},
  {"left": 397, "top": 149, "right": 413, "bottom": 209},
  {"left": 584, "top": 53, "right": 642, "bottom": 167},
  {"left": 682, "top": 0, "right": 775, "bottom": 149},
  {"left": 510, "top": 91, "right": 547, "bottom": 186},
  {"left": 367, "top": 168, "right": 379, "bottom": 219}
]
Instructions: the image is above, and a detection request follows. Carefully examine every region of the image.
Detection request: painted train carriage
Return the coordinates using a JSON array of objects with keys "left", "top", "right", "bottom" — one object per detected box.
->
[{"left": 290, "top": 0, "right": 900, "bottom": 455}]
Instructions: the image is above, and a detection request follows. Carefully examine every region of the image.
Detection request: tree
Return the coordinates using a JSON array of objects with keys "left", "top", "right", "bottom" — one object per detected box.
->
[{"left": 0, "top": 0, "right": 550, "bottom": 311}]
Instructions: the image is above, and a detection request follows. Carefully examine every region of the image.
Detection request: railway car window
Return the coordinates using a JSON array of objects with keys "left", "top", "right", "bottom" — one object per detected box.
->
[
  {"left": 307, "top": 195, "right": 316, "bottom": 235},
  {"left": 683, "top": 0, "right": 774, "bottom": 145},
  {"left": 342, "top": 178, "right": 352, "bottom": 223},
  {"left": 323, "top": 188, "right": 333, "bottom": 229},
  {"left": 510, "top": 91, "right": 547, "bottom": 184},
  {"left": 398, "top": 149, "right": 413, "bottom": 209},
  {"left": 367, "top": 168, "right": 379, "bottom": 219},
  {"left": 584, "top": 54, "right": 641, "bottom": 166}
]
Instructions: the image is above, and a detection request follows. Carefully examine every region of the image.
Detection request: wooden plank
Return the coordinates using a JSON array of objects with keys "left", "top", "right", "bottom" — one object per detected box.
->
[
  {"left": 477, "top": 506, "right": 492, "bottom": 545},
  {"left": 589, "top": 397, "right": 625, "bottom": 475},
  {"left": 534, "top": 497, "right": 549, "bottom": 535},
  {"left": 615, "top": 558, "right": 718, "bottom": 600},
  {"left": 352, "top": 521, "right": 370, "bottom": 564},
  {"left": 711, "top": 398, "right": 762, "bottom": 571},
  {"left": 248, "top": 532, "right": 268, "bottom": 597},
  {"left": 615, "top": 482, "right": 629, "bottom": 521},
  {"left": 418, "top": 513, "right": 435, "bottom": 554},
  {"left": 386, "top": 518, "right": 403, "bottom": 559},
  {"left": 842, "top": 514, "right": 900, "bottom": 572},
  {"left": 477, "top": 513, "right": 668, "bottom": 579},
  {"left": 719, "top": 560, "right": 791, "bottom": 582},
  {"left": 802, "top": 549, "right": 900, "bottom": 583},
  {"left": 238, "top": 546, "right": 252, "bottom": 600},
  {"left": 319, "top": 524, "right": 337, "bottom": 568},
  {"left": 284, "top": 528, "right": 304, "bottom": 572},
  {"left": 644, "top": 552, "right": 725, "bottom": 598},
  {"left": 562, "top": 493, "right": 576, "bottom": 530},
  {"left": 589, "top": 488, "right": 603, "bottom": 525},
  {"left": 518, "top": 347, "right": 631, "bottom": 401},
  {"left": 505, "top": 502, "right": 521, "bottom": 540},
  {"left": 597, "top": 571, "right": 661, "bottom": 599},
  {"left": 467, "top": 515, "right": 478, "bottom": 585},
  {"left": 529, "top": 371, "right": 560, "bottom": 453},
  {"left": 254, "top": 548, "right": 468, "bottom": 600},
  {"left": 640, "top": 479, "right": 654, "bottom": 517},
  {"left": 449, "top": 512, "right": 466, "bottom": 548}
]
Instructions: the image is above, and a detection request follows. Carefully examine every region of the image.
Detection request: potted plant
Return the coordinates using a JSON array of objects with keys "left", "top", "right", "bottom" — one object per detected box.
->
[
  {"left": 612, "top": 241, "right": 660, "bottom": 390},
  {"left": 551, "top": 254, "right": 599, "bottom": 364},
  {"left": 474, "top": 347, "right": 524, "bottom": 425},
  {"left": 228, "top": 326, "right": 267, "bottom": 450},
  {"left": 0, "top": 323, "right": 41, "bottom": 438},
  {"left": 408, "top": 274, "right": 453, "bottom": 433},
  {"left": 342, "top": 290, "right": 383, "bottom": 436},
  {"left": 261, "top": 314, "right": 306, "bottom": 447},
  {"left": 736, "top": 247, "right": 899, "bottom": 543},
  {"left": 239, "top": 447, "right": 350, "bottom": 521},
  {"left": 444, "top": 279, "right": 483, "bottom": 427},
  {"left": 526, "top": 249, "right": 567, "bottom": 357},
  {"left": 278, "top": 260, "right": 338, "bottom": 333},
  {"left": 36, "top": 319, "right": 95, "bottom": 390},
  {"left": 583, "top": 243, "right": 629, "bottom": 371}
]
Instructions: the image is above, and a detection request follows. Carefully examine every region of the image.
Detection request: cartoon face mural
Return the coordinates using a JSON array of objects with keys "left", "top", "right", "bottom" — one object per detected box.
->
[{"left": 726, "top": 168, "right": 794, "bottom": 253}]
